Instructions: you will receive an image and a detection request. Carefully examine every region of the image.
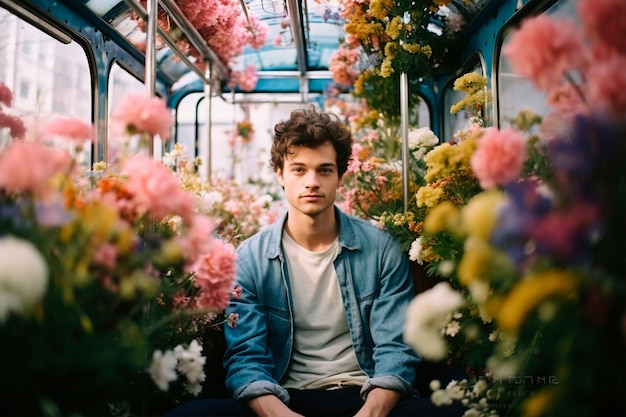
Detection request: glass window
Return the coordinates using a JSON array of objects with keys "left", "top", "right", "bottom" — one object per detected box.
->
[
  {"left": 107, "top": 63, "right": 164, "bottom": 162},
  {"left": 442, "top": 56, "right": 484, "bottom": 142},
  {"left": 0, "top": 6, "right": 92, "bottom": 165},
  {"left": 497, "top": 0, "right": 578, "bottom": 130}
]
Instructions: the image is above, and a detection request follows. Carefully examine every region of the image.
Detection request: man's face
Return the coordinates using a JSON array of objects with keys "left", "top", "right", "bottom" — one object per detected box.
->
[{"left": 276, "top": 141, "right": 340, "bottom": 218}]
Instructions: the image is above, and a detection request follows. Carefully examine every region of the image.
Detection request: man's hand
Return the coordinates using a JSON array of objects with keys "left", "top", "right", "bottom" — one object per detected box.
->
[
  {"left": 247, "top": 394, "right": 304, "bottom": 417},
  {"left": 353, "top": 387, "right": 402, "bottom": 417}
]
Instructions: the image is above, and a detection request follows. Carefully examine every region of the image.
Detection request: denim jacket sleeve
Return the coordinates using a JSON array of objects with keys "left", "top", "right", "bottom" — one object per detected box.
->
[
  {"left": 222, "top": 230, "right": 292, "bottom": 404},
  {"left": 351, "top": 224, "right": 421, "bottom": 399}
]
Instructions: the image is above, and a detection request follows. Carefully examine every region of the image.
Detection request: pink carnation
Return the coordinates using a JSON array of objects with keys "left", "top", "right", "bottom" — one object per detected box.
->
[
  {"left": 502, "top": 15, "right": 584, "bottom": 91},
  {"left": 578, "top": 0, "right": 626, "bottom": 54},
  {"left": 585, "top": 52, "right": 626, "bottom": 118},
  {"left": 471, "top": 127, "right": 527, "bottom": 189},
  {"left": 191, "top": 239, "right": 238, "bottom": 311},
  {"left": 120, "top": 155, "right": 194, "bottom": 221},
  {"left": 179, "top": 213, "right": 218, "bottom": 267},
  {"left": 44, "top": 117, "right": 94, "bottom": 144},
  {"left": 110, "top": 93, "right": 173, "bottom": 141},
  {"left": 0, "top": 141, "right": 72, "bottom": 195}
]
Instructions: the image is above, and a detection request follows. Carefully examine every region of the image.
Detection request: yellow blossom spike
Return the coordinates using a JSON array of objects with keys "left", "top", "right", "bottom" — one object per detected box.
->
[
  {"left": 423, "top": 200, "right": 459, "bottom": 234},
  {"left": 496, "top": 270, "right": 579, "bottom": 332},
  {"left": 461, "top": 190, "right": 508, "bottom": 241}
]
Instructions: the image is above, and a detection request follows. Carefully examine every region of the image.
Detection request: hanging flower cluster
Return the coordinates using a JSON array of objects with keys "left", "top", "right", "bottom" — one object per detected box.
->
[
  {"left": 131, "top": 0, "right": 269, "bottom": 91},
  {"left": 330, "top": 0, "right": 465, "bottom": 120}
]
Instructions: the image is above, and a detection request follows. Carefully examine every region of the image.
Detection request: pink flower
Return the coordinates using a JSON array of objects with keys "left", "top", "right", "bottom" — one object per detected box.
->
[
  {"left": 545, "top": 83, "right": 586, "bottom": 118},
  {"left": 471, "top": 127, "right": 527, "bottom": 189},
  {"left": 93, "top": 243, "right": 119, "bottom": 269},
  {"left": 0, "top": 82, "right": 13, "bottom": 108},
  {"left": 245, "top": 14, "right": 269, "bottom": 50},
  {"left": 502, "top": 15, "right": 584, "bottom": 91},
  {"left": 110, "top": 93, "right": 173, "bottom": 141},
  {"left": 44, "top": 117, "right": 94, "bottom": 144},
  {"left": 0, "top": 141, "right": 72, "bottom": 195},
  {"left": 0, "top": 112, "right": 26, "bottom": 139},
  {"left": 231, "top": 65, "right": 259, "bottom": 92},
  {"left": 585, "top": 52, "right": 626, "bottom": 118},
  {"left": 120, "top": 155, "right": 194, "bottom": 221},
  {"left": 178, "top": 213, "right": 218, "bottom": 267},
  {"left": 578, "top": 0, "right": 626, "bottom": 55},
  {"left": 346, "top": 144, "right": 363, "bottom": 174},
  {"left": 191, "top": 239, "right": 238, "bottom": 311}
]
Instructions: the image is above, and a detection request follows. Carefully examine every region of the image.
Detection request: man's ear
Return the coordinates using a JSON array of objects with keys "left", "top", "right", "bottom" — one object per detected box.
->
[{"left": 276, "top": 168, "right": 284, "bottom": 187}]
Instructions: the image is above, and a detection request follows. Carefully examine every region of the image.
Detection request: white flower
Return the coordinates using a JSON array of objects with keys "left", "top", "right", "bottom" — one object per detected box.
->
[
  {"left": 195, "top": 190, "right": 224, "bottom": 213},
  {"left": 473, "top": 379, "right": 488, "bottom": 396},
  {"left": 462, "top": 407, "right": 483, "bottom": 417},
  {"left": 148, "top": 349, "right": 178, "bottom": 391},
  {"left": 186, "top": 382, "right": 203, "bottom": 397},
  {"left": 162, "top": 143, "right": 188, "bottom": 168},
  {"left": 408, "top": 127, "right": 439, "bottom": 151},
  {"left": 0, "top": 236, "right": 49, "bottom": 323},
  {"left": 444, "top": 319, "right": 462, "bottom": 337},
  {"left": 175, "top": 340, "right": 207, "bottom": 393},
  {"left": 431, "top": 389, "right": 453, "bottom": 406},
  {"left": 408, "top": 237, "right": 424, "bottom": 264},
  {"left": 437, "top": 260, "right": 455, "bottom": 277},
  {"left": 403, "top": 282, "right": 465, "bottom": 361}
]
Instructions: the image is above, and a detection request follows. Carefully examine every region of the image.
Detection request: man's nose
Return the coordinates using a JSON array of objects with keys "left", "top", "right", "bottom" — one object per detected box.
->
[{"left": 305, "top": 171, "right": 321, "bottom": 188}]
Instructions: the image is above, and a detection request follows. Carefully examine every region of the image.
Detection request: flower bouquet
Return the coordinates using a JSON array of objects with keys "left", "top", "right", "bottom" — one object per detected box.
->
[
  {"left": 403, "top": 0, "right": 626, "bottom": 415},
  {"left": 0, "top": 87, "right": 239, "bottom": 416}
]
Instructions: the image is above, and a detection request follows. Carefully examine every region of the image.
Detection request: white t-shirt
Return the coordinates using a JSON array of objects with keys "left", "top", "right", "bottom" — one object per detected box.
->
[{"left": 281, "top": 231, "right": 368, "bottom": 390}]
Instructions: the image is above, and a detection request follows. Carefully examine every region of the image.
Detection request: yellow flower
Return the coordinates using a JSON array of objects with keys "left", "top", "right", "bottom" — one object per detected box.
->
[
  {"left": 369, "top": 0, "right": 392, "bottom": 20},
  {"left": 384, "top": 41, "right": 399, "bottom": 59},
  {"left": 416, "top": 184, "right": 444, "bottom": 208},
  {"left": 457, "top": 237, "right": 493, "bottom": 286},
  {"left": 423, "top": 200, "right": 459, "bottom": 234},
  {"left": 402, "top": 43, "right": 432, "bottom": 58},
  {"left": 92, "top": 161, "right": 107, "bottom": 172},
  {"left": 424, "top": 142, "right": 456, "bottom": 182},
  {"left": 385, "top": 17, "right": 403, "bottom": 40},
  {"left": 80, "top": 202, "right": 119, "bottom": 242},
  {"left": 453, "top": 72, "right": 488, "bottom": 94},
  {"left": 496, "top": 270, "right": 579, "bottom": 332},
  {"left": 379, "top": 58, "right": 394, "bottom": 78},
  {"left": 523, "top": 388, "right": 555, "bottom": 417},
  {"left": 461, "top": 190, "right": 508, "bottom": 241},
  {"left": 454, "top": 135, "right": 479, "bottom": 167}
]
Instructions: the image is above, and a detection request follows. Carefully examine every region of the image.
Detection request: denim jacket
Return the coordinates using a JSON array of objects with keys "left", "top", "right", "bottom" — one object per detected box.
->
[{"left": 223, "top": 206, "right": 421, "bottom": 404}]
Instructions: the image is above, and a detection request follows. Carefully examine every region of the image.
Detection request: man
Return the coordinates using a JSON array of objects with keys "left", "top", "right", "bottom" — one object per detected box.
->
[{"left": 166, "top": 107, "right": 461, "bottom": 417}]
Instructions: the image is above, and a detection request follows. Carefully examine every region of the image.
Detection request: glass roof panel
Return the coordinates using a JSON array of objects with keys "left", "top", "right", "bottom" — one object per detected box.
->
[
  {"left": 84, "top": 0, "right": 124, "bottom": 17},
  {"left": 79, "top": 0, "right": 495, "bottom": 96}
]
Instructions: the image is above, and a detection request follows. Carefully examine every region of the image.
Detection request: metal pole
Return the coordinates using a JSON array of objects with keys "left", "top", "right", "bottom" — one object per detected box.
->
[
  {"left": 204, "top": 64, "right": 213, "bottom": 182},
  {"left": 400, "top": 72, "right": 409, "bottom": 213},
  {"left": 144, "top": 0, "right": 157, "bottom": 157}
]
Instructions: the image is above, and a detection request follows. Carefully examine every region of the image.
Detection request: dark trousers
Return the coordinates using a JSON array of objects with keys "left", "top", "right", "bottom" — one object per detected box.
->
[{"left": 164, "top": 386, "right": 464, "bottom": 417}]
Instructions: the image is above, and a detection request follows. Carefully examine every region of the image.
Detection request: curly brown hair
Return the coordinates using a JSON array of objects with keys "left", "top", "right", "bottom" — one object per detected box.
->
[{"left": 270, "top": 106, "right": 353, "bottom": 178}]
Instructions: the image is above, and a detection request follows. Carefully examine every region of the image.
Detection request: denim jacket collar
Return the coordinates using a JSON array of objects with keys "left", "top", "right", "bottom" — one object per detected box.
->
[{"left": 264, "top": 206, "right": 361, "bottom": 260}]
